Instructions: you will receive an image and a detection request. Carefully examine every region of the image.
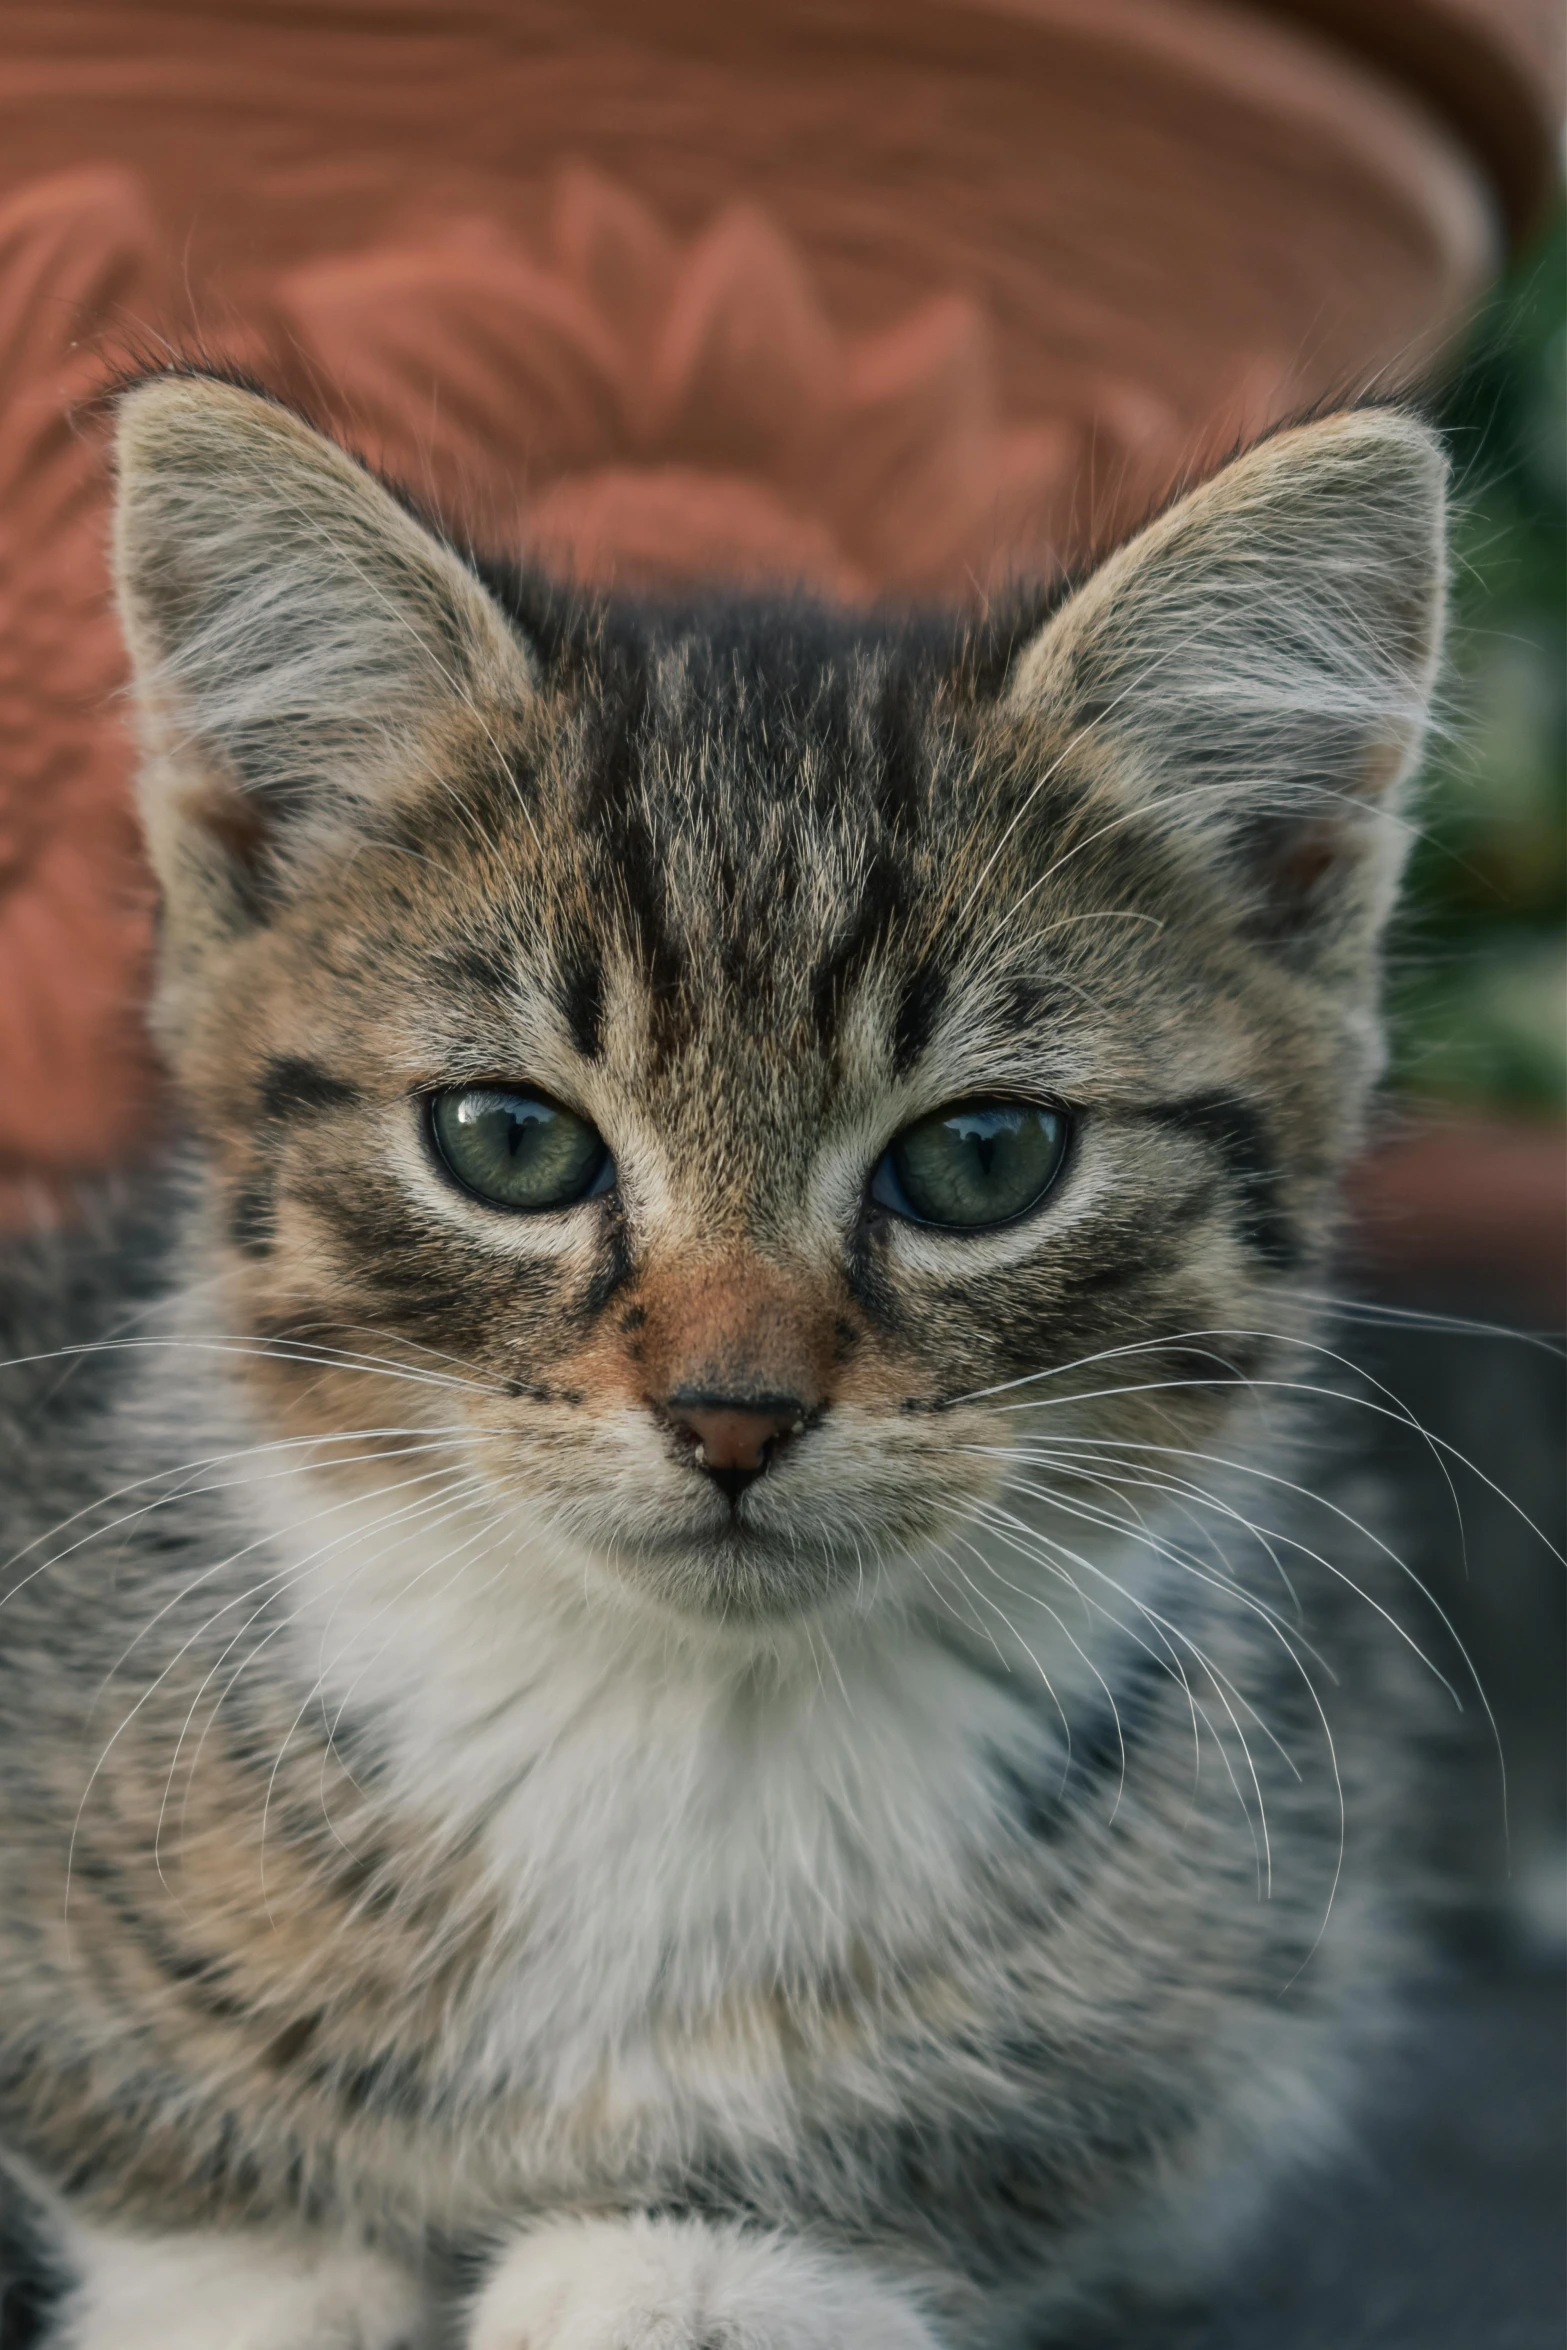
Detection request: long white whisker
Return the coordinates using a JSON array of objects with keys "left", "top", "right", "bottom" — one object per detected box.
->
[
  {"left": 938, "top": 1527, "right": 1125, "bottom": 1812},
  {"left": 91, "top": 1443, "right": 475, "bottom": 1704},
  {"left": 1281, "top": 1287, "right": 1565, "bottom": 1356},
  {"left": 970, "top": 1497, "right": 1269, "bottom": 1880},
  {"left": 960, "top": 1323, "right": 1560, "bottom": 1572},
  {"left": 974, "top": 1426, "right": 1495, "bottom": 1874},
  {"left": 314, "top": 1516, "right": 524, "bottom": 1842},
  {"left": 988, "top": 1432, "right": 1480, "bottom": 1713},
  {"left": 165, "top": 1472, "right": 491, "bottom": 1889},
  {"left": 949, "top": 1498, "right": 1207, "bottom": 1797},
  {"left": 259, "top": 1494, "right": 509, "bottom": 1906},
  {"left": 963, "top": 1485, "right": 1319, "bottom": 1890},
  {"left": 975, "top": 1444, "right": 1333, "bottom": 1670},
  {"left": 2, "top": 1419, "right": 472, "bottom": 1577},
  {"left": 3, "top": 1427, "right": 472, "bottom": 1618},
  {"left": 0, "top": 1332, "right": 504, "bottom": 1395},
  {"left": 65, "top": 1466, "right": 480, "bottom": 1909}
]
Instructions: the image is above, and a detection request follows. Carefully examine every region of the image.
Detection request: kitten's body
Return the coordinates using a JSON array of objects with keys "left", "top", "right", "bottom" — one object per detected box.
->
[{"left": 0, "top": 385, "right": 1446, "bottom": 2348}]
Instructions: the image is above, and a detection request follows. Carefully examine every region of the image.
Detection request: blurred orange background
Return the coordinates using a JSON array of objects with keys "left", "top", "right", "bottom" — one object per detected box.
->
[{"left": 0, "top": 0, "right": 1560, "bottom": 1314}]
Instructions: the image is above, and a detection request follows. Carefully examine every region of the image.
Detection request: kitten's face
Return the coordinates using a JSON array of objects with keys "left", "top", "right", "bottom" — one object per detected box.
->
[{"left": 115, "top": 382, "right": 1445, "bottom": 1631}]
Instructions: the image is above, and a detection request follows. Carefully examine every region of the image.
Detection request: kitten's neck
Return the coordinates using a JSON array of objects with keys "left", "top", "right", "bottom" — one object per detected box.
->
[
  {"left": 120, "top": 1320, "right": 1188, "bottom": 2097},
  {"left": 252, "top": 1457, "right": 1158, "bottom": 1963}
]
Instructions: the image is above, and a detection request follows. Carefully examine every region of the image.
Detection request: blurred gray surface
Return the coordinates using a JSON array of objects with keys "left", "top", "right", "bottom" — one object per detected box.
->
[
  {"left": 1353, "top": 1303, "right": 1566, "bottom": 1930},
  {"left": 1097, "top": 1296, "right": 1566, "bottom": 2349},
  {"left": 1096, "top": 1963, "right": 1565, "bottom": 2350}
]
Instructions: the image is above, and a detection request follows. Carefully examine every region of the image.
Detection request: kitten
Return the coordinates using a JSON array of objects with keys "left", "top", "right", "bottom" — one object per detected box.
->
[{"left": 0, "top": 377, "right": 1446, "bottom": 2350}]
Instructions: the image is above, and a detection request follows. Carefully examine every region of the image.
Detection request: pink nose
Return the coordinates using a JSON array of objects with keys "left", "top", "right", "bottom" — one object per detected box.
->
[{"left": 660, "top": 1395, "right": 806, "bottom": 1502}]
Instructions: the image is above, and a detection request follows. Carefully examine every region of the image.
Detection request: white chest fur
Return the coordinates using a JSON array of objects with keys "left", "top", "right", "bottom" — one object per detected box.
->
[{"left": 259, "top": 1473, "right": 1145, "bottom": 2130}]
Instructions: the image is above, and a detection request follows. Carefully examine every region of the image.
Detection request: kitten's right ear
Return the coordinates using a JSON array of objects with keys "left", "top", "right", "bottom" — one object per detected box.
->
[
  {"left": 113, "top": 375, "right": 534, "bottom": 925},
  {"left": 1003, "top": 409, "right": 1447, "bottom": 967}
]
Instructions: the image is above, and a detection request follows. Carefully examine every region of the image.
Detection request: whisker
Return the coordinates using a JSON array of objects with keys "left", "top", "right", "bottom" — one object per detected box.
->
[
  {"left": 955, "top": 1323, "right": 1561, "bottom": 1572},
  {"left": 313, "top": 1514, "right": 523, "bottom": 1843},
  {"left": 979, "top": 1475, "right": 1323, "bottom": 1771},
  {"left": 91, "top": 1442, "right": 476, "bottom": 1702},
  {"left": 0, "top": 1332, "right": 505, "bottom": 1395},
  {"left": 969, "top": 1500, "right": 1270, "bottom": 1882},
  {"left": 164, "top": 1471, "right": 491, "bottom": 1889},
  {"left": 1280, "top": 1287, "right": 1565, "bottom": 1356},
  {"left": 937, "top": 1528, "right": 1115, "bottom": 1807},
  {"left": 3, "top": 1427, "right": 473, "bottom": 1617},
  {"left": 258, "top": 1490, "right": 507, "bottom": 1907},
  {"left": 948, "top": 1499, "right": 1207, "bottom": 1803},
  {"left": 962, "top": 1490, "right": 1288, "bottom": 1883},
  {"left": 988, "top": 1432, "right": 1478, "bottom": 1706},
  {"left": 62, "top": 1465, "right": 482, "bottom": 1910},
  {"left": 970, "top": 1425, "right": 1493, "bottom": 1874},
  {"left": 973, "top": 1444, "right": 1332, "bottom": 1670}
]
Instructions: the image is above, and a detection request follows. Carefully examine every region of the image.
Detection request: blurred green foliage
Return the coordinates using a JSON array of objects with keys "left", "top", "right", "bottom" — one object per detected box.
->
[{"left": 1389, "top": 208, "right": 1565, "bottom": 1115}]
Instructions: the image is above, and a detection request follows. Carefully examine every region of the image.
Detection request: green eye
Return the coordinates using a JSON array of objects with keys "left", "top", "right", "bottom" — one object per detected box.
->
[
  {"left": 872, "top": 1099, "right": 1069, "bottom": 1231},
  {"left": 429, "top": 1087, "right": 613, "bottom": 1212}
]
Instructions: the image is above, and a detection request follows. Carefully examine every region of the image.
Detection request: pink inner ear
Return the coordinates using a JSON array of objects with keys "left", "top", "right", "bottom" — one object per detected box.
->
[
  {"left": 179, "top": 781, "right": 272, "bottom": 876},
  {"left": 1242, "top": 723, "right": 1416, "bottom": 942},
  {"left": 1244, "top": 811, "right": 1364, "bottom": 945},
  {"left": 1358, "top": 738, "right": 1417, "bottom": 805},
  {"left": 1271, "top": 819, "right": 1347, "bottom": 906}
]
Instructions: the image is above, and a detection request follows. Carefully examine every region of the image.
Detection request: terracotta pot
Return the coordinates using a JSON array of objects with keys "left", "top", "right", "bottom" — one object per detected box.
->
[
  {"left": 0, "top": 0, "right": 1558, "bottom": 1202},
  {"left": 1345, "top": 1112, "right": 1567, "bottom": 1319}
]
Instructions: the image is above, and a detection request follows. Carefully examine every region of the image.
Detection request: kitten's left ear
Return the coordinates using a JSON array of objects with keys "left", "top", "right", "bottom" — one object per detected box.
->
[
  {"left": 113, "top": 374, "right": 534, "bottom": 920},
  {"left": 1007, "top": 408, "right": 1448, "bottom": 953}
]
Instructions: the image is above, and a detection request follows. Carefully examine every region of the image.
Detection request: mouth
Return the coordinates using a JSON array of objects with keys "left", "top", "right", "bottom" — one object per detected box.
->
[
  {"left": 570, "top": 1480, "right": 867, "bottom": 1619},
  {"left": 628, "top": 1501, "right": 819, "bottom": 1567},
  {"left": 498, "top": 1423, "right": 976, "bottom": 1621}
]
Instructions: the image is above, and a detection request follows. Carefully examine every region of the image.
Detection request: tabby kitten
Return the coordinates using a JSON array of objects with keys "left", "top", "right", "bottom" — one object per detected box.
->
[{"left": 0, "top": 378, "right": 1446, "bottom": 2349}]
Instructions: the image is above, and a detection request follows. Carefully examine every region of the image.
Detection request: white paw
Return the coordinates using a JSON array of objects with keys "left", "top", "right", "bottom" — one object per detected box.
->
[
  {"left": 467, "top": 2215, "right": 942, "bottom": 2350},
  {"left": 53, "top": 2225, "right": 428, "bottom": 2350}
]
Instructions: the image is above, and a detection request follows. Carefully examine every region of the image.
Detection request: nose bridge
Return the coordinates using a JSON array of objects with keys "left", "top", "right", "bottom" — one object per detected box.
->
[{"left": 639, "top": 1248, "right": 833, "bottom": 1409}]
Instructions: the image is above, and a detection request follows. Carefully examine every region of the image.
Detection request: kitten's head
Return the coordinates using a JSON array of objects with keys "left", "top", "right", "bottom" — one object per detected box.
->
[{"left": 113, "top": 377, "right": 1445, "bottom": 1634}]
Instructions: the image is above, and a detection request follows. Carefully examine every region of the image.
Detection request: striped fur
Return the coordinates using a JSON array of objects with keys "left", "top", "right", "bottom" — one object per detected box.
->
[{"left": 0, "top": 379, "right": 1446, "bottom": 2348}]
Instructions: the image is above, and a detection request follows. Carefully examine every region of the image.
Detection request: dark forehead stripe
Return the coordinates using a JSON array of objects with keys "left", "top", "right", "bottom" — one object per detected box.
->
[
  {"left": 258, "top": 1057, "right": 360, "bottom": 1122},
  {"left": 1140, "top": 1090, "right": 1299, "bottom": 1269},
  {"left": 889, "top": 957, "right": 948, "bottom": 1076},
  {"left": 570, "top": 686, "right": 689, "bottom": 1050},
  {"left": 553, "top": 951, "right": 604, "bottom": 1062},
  {"left": 442, "top": 939, "right": 519, "bottom": 1000},
  {"left": 230, "top": 1062, "right": 359, "bottom": 1269},
  {"left": 231, "top": 1061, "right": 360, "bottom": 1262},
  {"left": 809, "top": 866, "right": 901, "bottom": 1044},
  {"left": 489, "top": 586, "right": 1082, "bottom": 1068}
]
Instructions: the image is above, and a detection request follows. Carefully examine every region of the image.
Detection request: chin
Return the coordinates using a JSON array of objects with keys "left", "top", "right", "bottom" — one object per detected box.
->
[{"left": 586, "top": 1508, "right": 870, "bottom": 1626}]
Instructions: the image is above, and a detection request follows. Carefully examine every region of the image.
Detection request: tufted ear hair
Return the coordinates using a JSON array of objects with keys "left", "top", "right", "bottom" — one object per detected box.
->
[
  {"left": 1007, "top": 408, "right": 1448, "bottom": 958},
  {"left": 113, "top": 374, "right": 534, "bottom": 927}
]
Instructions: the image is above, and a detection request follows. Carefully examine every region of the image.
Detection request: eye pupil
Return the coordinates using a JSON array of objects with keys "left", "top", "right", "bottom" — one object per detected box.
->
[
  {"left": 874, "top": 1099, "right": 1068, "bottom": 1231},
  {"left": 431, "top": 1088, "right": 612, "bottom": 1212}
]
